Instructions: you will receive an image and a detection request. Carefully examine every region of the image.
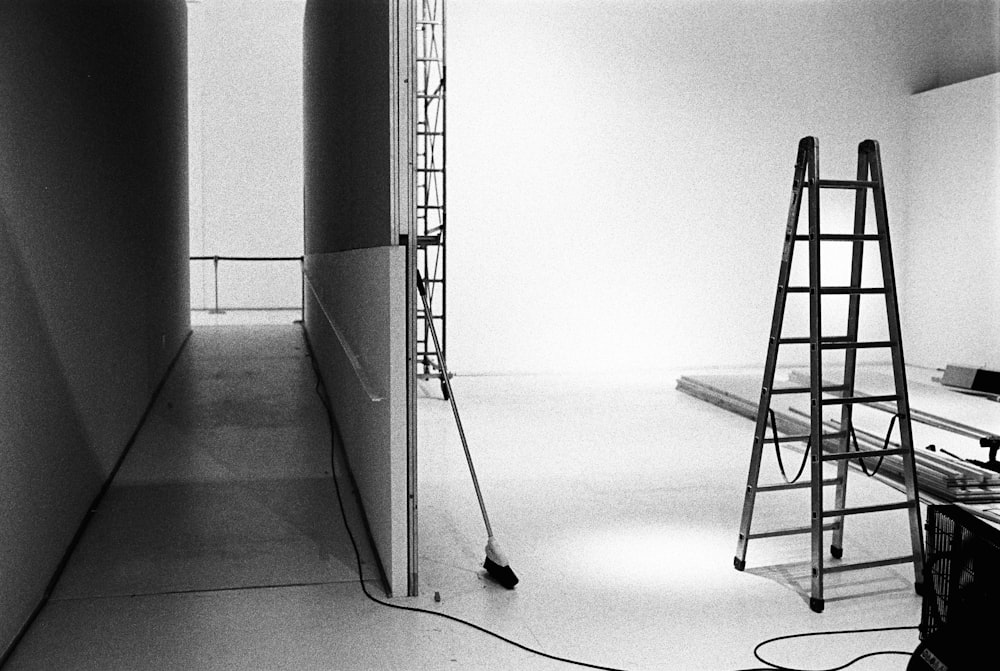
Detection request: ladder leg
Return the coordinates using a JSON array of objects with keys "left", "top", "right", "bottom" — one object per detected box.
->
[
  {"left": 735, "top": 433, "right": 766, "bottom": 571},
  {"left": 866, "top": 140, "right": 924, "bottom": 592},
  {"left": 831, "top": 146, "right": 871, "bottom": 558},
  {"left": 806, "top": 138, "right": 825, "bottom": 613},
  {"left": 735, "top": 139, "right": 810, "bottom": 571}
]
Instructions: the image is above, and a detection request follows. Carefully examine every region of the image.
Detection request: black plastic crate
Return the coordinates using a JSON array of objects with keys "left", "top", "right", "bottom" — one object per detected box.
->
[{"left": 909, "top": 505, "right": 1000, "bottom": 670}]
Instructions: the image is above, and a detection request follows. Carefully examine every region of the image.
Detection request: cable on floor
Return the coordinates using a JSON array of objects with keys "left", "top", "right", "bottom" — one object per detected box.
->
[
  {"left": 304, "top": 338, "right": 918, "bottom": 671},
  {"left": 733, "top": 625, "right": 918, "bottom": 671}
]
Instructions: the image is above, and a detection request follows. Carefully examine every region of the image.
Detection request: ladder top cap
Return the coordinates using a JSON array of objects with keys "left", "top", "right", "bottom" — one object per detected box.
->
[
  {"left": 798, "top": 136, "right": 819, "bottom": 150},
  {"left": 795, "top": 137, "right": 880, "bottom": 152}
]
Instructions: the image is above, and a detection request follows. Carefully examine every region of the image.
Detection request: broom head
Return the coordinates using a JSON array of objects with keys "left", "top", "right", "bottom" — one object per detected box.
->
[{"left": 484, "top": 537, "right": 519, "bottom": 589}]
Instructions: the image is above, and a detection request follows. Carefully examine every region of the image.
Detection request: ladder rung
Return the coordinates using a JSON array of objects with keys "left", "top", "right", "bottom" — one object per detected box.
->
[
  {"left": 761, "top": 432, "right": 846, "bottom": 444},
  {"left": 748, "top": 522, "right": 839, "bottom": 540},
  {"left": 756, "top": 478, "right": 840, "bottom": 492},
  {"left": 820, "top": 286, "right": 887, "bottom": 295},
  {"left": 819, "top": 340, "right": 894, "bottom": 350},
  {"left": 793, "top": 234, "right": 881, "bottom": 242},
  {"left": 814, "top": 179, "right": 878, "bottom": 189},
  {"left": 786, "top": 286, "right": 887, "bottom": 295},
  {"left": 416, "top": 168, "right": 445, "bottom": 173},
  {"left": 821, "top": 501, "right": 914, "bottom": 518},
  {"left": 776, "top": 335, "right": 851, "bottom": 345},
  {"left": 761, "top": 433, "right": 811, "bottom": 443},
  {"left": 417, "top": 235, "right": 441, "bottom": 246},
  {"left": 821, "top": 447, "right": 908, "bottom": 461},
  {"left": 825, "top": 555, "right": 914, "bottom": 574},
  {"left": 770, "top": 385, "right": 846, "bottom": 395},
  {"left": 821, "top": 394, "right": 898, "bottom": 405}
]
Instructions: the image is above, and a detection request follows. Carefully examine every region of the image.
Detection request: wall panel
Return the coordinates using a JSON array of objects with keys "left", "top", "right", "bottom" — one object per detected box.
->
[
  {"left": 903, "top": 73, "right": 1000, "bottom": 369},
  {"left": 303, "top": 0, "right": 413, "bottom": 596},
  {"left": 304, "top": 249, "right": 408, "bottom": 594}
]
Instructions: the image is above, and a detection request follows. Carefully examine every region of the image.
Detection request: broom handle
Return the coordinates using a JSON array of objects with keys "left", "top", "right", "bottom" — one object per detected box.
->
[{"left": 417, "top": 272, "right": 494, "bottom": 538}]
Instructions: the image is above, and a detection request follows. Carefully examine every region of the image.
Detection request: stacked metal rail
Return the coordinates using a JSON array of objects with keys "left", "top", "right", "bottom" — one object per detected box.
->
[{"left": 676, "top": 373, "right": 1000, "bottom": 503}]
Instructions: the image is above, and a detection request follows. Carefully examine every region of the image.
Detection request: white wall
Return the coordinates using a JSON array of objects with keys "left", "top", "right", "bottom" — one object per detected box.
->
[
  {"left": 188, "top": 0, "right": 305, "bottom": 311},
  {"left": 446, "top": 0, "right": 1000, "bottom": 374},
  {"left": 902, "top": 73, "right": 1000, "bottom": 370}
]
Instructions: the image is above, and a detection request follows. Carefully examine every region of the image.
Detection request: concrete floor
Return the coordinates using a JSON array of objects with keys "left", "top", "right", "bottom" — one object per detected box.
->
[{"left": 5, "top": 324, "right": 923, "bottom": 670}]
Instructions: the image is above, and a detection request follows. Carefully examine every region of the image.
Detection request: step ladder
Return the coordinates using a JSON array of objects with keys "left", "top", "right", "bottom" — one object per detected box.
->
[{"left": 733, "top": 137, "right": 924, "bottom": 613}]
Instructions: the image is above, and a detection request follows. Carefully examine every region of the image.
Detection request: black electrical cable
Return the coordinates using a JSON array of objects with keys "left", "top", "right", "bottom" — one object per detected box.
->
[
  {"left": 306, "top": 342, "right": 918, "bottom": 671},
  {"left": 768, "top": 408, "right": 811, "bottom": 484},
  {"left": 734, "top": 625, "right": 919, "bottom": 671},
  {"left": 847, "top": 413, "right": 898, "bottom": 478}
]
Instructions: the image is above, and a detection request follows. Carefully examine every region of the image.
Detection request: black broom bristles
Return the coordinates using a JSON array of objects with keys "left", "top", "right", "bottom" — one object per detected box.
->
[{"left": 484, "top": 537, "right": 519, "bottom": 589}]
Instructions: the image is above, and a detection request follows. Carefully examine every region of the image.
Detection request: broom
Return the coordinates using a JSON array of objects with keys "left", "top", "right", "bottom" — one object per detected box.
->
[{"left": 416, "top": 271, "right": 519, "bottom": 589}]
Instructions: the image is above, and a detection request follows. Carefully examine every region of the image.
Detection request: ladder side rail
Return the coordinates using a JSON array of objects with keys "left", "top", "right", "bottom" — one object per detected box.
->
[
  {"left": 865, "top": 140, "right": 925, "bottom": 589},
  {"left": 831, "top": 145, "right": 872, "bottom": 557},
  {"left": 806, "top": 136, "right": 827, "bottom": 612},
  {"left": 734, "top": 139, "right": 811, "bottom": 570}
]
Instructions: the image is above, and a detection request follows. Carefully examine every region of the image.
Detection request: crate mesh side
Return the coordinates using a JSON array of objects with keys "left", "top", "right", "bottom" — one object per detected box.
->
[{"left": 921, "top": 506, "right": 1000, "bottom": 640}]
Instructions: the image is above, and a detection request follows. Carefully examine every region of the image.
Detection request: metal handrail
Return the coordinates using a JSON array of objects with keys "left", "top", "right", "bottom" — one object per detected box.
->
[{"left": 190, "top": 255, "right": 305, "bottom": 315}]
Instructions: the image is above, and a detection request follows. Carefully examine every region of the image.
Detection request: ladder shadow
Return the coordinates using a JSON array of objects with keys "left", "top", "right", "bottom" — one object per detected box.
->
[{"left": 745, "top": 559, "right": 915, "bottom": 606}]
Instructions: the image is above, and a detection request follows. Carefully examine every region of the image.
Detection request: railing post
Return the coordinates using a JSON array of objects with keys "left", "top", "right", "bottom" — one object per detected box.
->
[{"left": 208, "top": 255, "right": 225, "bottom": 314}]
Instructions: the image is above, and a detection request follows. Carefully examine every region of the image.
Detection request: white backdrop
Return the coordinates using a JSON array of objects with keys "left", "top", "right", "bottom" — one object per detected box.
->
[{"left": 444, "top": 0, "right": 1000, "bottom": 374}]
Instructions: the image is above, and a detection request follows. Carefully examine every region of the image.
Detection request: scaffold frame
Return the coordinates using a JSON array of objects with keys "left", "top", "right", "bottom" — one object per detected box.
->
[{"left": 416, "top": 0, "right": 448, "bottom": 396}]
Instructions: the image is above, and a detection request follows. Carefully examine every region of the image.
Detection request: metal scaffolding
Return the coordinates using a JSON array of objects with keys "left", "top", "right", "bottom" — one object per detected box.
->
[{"left": 416, "top": 0, "right": 448, "bottom": 396}]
